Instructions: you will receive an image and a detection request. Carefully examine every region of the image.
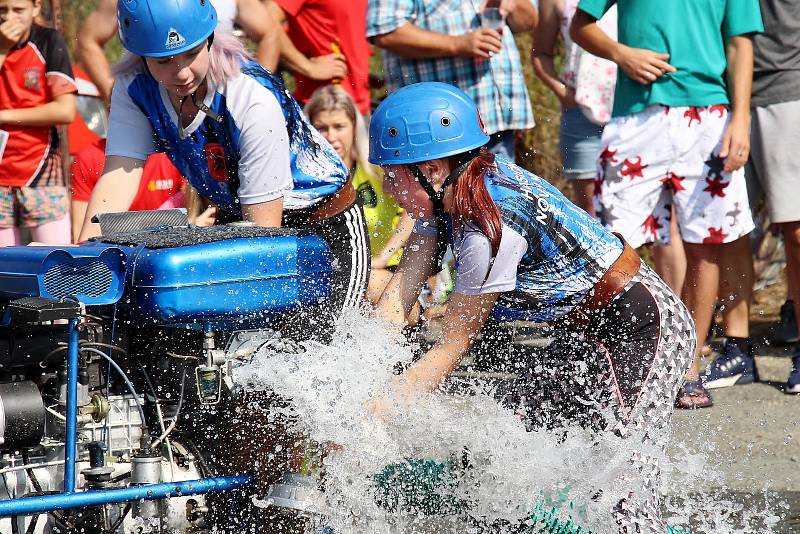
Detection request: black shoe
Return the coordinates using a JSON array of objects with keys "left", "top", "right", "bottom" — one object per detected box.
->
[
  {"left": 786, "top": 349, "right": 800, "bottom": 394},
  {"left": 773, "top": 300, "right": 799, "bottom": 345}
]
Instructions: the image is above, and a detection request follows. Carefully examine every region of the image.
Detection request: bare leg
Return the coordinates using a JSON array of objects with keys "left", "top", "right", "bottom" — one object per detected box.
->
[
  {"left": 0, "top": 227, "right": 21, "bottom": 247},
  {"left": 651, "top": 209, "right": 686, "bottom": 295},
  {"left": 783, "top": 222, "right": 800, "bottom": 326},
  {"left": 29, "top": 217, "right": 71, "bottom": 245},
  {"left": 571, "top": 178, "right": 596, "bottom": 218},
  {"left": 682, "top": 243, "right": 722, "bottom": 381},
  {"left": 718, "top": 235, "right": 754, "bottom": 338}
]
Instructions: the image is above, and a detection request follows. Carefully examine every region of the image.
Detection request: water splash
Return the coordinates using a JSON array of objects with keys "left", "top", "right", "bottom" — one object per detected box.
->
[{"left": 234, "top": 310, "right": 784, "bottom": 533}]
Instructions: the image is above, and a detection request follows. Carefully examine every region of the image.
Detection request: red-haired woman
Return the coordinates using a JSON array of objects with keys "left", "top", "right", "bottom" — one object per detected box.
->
[{"left": 368, "top": 82, "right": 695, "bottom": 533}]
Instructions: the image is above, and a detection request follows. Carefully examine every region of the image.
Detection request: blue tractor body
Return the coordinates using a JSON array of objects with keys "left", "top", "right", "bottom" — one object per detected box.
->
[{"left": 0, "top": 224, "right": 334, "bottom": 531}]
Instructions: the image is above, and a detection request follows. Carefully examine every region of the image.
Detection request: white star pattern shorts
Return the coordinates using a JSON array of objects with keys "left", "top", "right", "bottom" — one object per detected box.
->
[{"left": 595, "top": 105, "right": 754, "bottom": 248}]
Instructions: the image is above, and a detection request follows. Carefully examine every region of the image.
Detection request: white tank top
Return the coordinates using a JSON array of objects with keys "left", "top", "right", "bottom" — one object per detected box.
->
[{"left": 210, "top": 0, "right": 237, "bottom": 33}]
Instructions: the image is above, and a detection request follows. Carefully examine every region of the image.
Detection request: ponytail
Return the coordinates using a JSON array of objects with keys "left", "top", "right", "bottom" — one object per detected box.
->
[{"left": 450, "top": 148, "right": 502, "bottom": 258}]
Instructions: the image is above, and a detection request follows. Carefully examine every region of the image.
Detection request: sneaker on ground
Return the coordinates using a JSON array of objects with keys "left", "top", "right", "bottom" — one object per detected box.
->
[
  {"left": 786, "top": 352, "right": 800, "bottom": 394},
  {"left": 701, "top": 339, "right": 758, "bottom": 389},
  {"left": 773, "top": 300, "right": 799, "bottom": 345}
]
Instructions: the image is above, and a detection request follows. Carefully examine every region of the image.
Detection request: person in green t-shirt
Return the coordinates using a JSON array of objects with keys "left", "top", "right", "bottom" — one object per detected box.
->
[
  {"left": 570, "top": 2, "right": 763, "bottom": 411},
  {"left": 305, "top": 85, "right": 415, "bottom": 306}
]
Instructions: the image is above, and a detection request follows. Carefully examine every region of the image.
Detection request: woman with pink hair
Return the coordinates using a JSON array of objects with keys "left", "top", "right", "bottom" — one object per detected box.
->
[{"left": 77, "top": 0, "right": 369, "bottom": 315}]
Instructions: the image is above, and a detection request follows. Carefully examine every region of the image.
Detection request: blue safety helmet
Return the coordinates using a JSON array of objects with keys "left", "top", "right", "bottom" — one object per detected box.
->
[
  {"left": 118, "top": 0, "right": 218, "bottom": 58},
  {"left": 369, "top": 82, "right": 490, "bottom": 166}
]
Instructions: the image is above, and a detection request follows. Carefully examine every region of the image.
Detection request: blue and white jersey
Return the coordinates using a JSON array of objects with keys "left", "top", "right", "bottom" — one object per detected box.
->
[
  {"left": 106, "top": 60, "right": 347, "bottom": 216},
  {"left": 417, "top": 156, "right": 623, "bottom": 322}
]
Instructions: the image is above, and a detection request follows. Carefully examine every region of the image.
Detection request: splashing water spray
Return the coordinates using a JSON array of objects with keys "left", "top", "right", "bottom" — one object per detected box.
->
[{"left": 235, "top": 310, "right": 784, "bottom": 534}]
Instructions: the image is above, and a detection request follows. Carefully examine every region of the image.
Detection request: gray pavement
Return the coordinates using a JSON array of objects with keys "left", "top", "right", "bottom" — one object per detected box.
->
[
  {"left": 672, "top": 355, "right": 799, "bottom": 493},
  {"left": 669, "top": 354, "right": 800, "bottom": 533}
]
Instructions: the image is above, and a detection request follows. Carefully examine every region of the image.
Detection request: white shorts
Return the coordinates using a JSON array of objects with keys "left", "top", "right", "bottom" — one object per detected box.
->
[
  {"left": 748, "top": 99, "right": 800, "bottom": 223},
  {"left": 596, "top": 105, "right": 755, "bottom": 248}
]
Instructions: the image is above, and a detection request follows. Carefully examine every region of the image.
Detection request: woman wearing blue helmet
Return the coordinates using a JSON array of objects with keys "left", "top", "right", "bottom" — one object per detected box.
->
[
  {"left": 77, "top": 0, "right": 368, "bottom": 314},
  {"left": 369, "top": 82, "right": 695, "bottom": 533}
]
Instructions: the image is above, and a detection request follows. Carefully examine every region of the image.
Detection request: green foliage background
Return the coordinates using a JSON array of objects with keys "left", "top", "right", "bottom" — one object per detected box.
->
[{"left": 57, "top": 0, "right": 565, "bottom": 191}]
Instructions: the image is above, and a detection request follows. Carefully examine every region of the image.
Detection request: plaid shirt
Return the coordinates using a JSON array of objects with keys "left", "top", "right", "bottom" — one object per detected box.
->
[{"left": 367, "top": 0, "right": 535, "bottom": 135}]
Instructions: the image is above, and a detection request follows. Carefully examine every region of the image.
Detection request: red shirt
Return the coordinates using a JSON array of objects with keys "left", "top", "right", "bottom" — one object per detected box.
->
[
  {"left": 0, "top": 25, "right": 78, "bottom": 187},
  {"left": 276, "top": 0, "right": 371, "bottom": 114},
  {"left": 68, "top": 65, "right": 104, "bottom": 157},
  {"left": 71, "top": 140, "right": 186, "bottom": 211}
]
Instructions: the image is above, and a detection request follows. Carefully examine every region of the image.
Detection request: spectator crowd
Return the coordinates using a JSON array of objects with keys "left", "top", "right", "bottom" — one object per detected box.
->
[{"left": 0, "top": 0, "right": 797, "bottom": 405}]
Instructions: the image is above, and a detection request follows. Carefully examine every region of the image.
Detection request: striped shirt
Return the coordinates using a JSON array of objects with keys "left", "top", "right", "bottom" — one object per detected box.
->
[
  {"left": 414, "top": 156, "right": 622, "bottom": 322},
  {"left": 367, "top": 0, "right": 535, "bottom": 135}
]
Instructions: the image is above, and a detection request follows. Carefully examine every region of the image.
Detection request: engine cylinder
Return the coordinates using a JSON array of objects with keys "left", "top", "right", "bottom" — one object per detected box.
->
[{"left": 0, "top": 381, "right": 45, "bottom": 450}]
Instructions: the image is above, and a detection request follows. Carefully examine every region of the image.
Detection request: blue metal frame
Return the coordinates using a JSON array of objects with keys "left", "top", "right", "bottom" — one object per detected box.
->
[
  {"left": 0, "top": 476, "right": 251, "bottom": 517},
  {"left": 0, "top": 245, "right": 126, "bottom": 305},
  {"left": 64, "top": 318, "right": 79, "bottom": 493},
  {"left": 0, "top": 315, "right": 252, "bottom": 518}
]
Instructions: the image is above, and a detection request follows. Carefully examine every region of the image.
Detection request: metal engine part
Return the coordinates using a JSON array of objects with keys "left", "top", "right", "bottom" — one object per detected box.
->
[
  {"left": 131, "top": 452, "right": 165, "bottom": 531},
  {"left": 0, "top": 393, "right": 210, "bottom": 533},
  {"left": 0, "top": 381, "right": 45, "bottom": 451},
  {"left": 264, "top": 473, "right": 324, "bottom": 514},
  {"left": 0, "top": 227, "right": 339, "bottom": 532}
]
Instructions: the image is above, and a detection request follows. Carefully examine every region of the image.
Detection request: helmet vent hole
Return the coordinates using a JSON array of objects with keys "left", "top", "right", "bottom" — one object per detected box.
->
[
  {"left": 200, "top": 0, "right": 206, "bottom": 5},
  {"left": 441, "top": 117, "right": 451, "bottom": 127},
  {"left": 388, "top": 127, "right": 398, "bottom": 137},
  {"left": 123, "top": 17, "right": 130, "bottom": 28},
  {"left": 394, "top": 150, "right": 401, "bottom": 156}
]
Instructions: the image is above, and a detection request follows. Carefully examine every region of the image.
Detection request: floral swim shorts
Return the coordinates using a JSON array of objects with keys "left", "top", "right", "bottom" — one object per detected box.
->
[{"left": 0, "top": 186, "right": 69, "bottom": 228}]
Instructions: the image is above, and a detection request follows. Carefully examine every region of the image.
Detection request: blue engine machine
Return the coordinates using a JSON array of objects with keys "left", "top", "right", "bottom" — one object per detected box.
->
[{"left": 0, "top": 222, "right": 333, "bottom": 533}]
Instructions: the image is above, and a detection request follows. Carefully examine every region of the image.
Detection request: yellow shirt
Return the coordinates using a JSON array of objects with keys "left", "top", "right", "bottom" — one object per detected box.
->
[{"left": 352, "top": 163, "right": 404, "bottom": 267}]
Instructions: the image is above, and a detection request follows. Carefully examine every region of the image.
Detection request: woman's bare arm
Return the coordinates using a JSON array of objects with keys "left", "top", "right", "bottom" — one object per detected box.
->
[
  {"left": 531, "top": 0, "right": 575, "bottom": 108},
  {"left": 398, "top": 291, "right": 499, "bottom": 393},
  {"left": 372, "top": 212, "right": 415, "bottom": 269},
  {"left": 378, "top": 231, "right": 439, "bottom": 325},
  {"left": 77, "top": 156, "right": 144, "bottom": 242},
  {"left": 241, "top": 197, "right": 284, "bottom": 227}
]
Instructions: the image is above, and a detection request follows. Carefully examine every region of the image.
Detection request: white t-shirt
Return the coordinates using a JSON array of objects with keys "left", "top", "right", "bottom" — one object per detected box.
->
[
  {"left": 453, "top": 222, "right": 529, "bottom": 295},
  {"left": 106, "top": 70, "right": 293, "bottom": 208},
  {"left": 413, "top": 218, "right": 528, "bottom": 296}
]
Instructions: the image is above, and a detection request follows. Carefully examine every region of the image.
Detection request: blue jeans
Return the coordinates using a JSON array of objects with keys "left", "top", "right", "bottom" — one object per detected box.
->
[
  {"left": 560, "top": 106, "right": 604, "bottom": 180},
  {"left": 486, "top": 130, "right": 516, "bottom": 161}
]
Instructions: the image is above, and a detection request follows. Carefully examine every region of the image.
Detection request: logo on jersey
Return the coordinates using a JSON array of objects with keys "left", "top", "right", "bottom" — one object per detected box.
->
[
  {"left": 165, "top": 28, "right": 186, "bottom": 50},
  {"left": 205, "top": 143, "right": 229, "bottom": 182},
  {"left": 24, "top": 68, "right": 41, "bottom": 91},
  {"left": 147, "top": 178, "right": 176, "bottom": 192}
]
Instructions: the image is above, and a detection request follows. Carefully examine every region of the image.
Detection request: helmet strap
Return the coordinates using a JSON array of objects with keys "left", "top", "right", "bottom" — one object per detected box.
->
[
  {"left": 175, "top": 78, "right": 221, "bottom": 139},
  {"left": 409, "top": 150, "right": 478, "bottom": 270},
  {"left": 140, "top": 36, "right": 221, "bottom": 140},
  {"left": 190, "top": 81, "right": 222, "bottom": 123}
]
